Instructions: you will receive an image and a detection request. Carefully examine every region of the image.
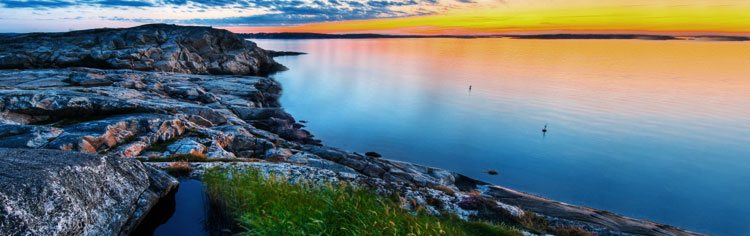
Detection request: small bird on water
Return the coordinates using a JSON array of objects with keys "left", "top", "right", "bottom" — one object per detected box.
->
[
  {"left": 469, "top": 85, "right": 472, "bottom": 91},
  {"left": 542, "top": 124, "right": 548, "bottom": 133}
]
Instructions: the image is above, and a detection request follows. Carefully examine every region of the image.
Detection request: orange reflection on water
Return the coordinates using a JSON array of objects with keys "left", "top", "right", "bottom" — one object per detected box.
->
[
  {"left": 305, "top": 39, "right": 750, "bottom": 121},
  {"left": 260, "top": 38, "right": 750, "bottom": 235}
]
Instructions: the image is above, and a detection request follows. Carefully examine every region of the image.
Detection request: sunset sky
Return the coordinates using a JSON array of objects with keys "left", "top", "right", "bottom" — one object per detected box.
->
[{"left": 1, "top": 0, "right": 749, "bottom": 35}]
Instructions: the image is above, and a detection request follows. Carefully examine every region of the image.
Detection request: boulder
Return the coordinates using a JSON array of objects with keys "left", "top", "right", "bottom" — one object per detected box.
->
[
  {"left": 0, "top": 148, "right": 177, "bottom": 235},
  {"left": 165, "top": 138, "right": 207, "bottom": 158},
  {"left": 0, "top": 24, "right": 284, "bottom": 76}
]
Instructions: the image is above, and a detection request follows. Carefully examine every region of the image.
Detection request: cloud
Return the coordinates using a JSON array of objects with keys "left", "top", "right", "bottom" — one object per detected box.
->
[
  {"left": 94, "top": 0, "right": 154, "bottom": 7},
  {"left": 1, "top": 0, "right": 75, "bottom": 8},
  {"left": 1, "top": 0, "right": 474, "bottom": 26}
]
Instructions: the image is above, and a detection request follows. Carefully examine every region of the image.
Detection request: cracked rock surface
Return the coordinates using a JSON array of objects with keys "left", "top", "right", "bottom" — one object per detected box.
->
[
  {"left": 0, "top": 24, "right": 284, "bottom": 76},
  {"left": 0, "top": 148, "right": 177, "bottom": 236}
]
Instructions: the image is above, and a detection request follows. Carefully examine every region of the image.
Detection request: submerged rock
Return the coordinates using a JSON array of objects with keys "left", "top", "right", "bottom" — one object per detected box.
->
[
  {"left": 0, "top": 24, "right": 284, "bottom": 76},
  {"left": 0, "top": 148, "right": 177, "bottom": 235}
]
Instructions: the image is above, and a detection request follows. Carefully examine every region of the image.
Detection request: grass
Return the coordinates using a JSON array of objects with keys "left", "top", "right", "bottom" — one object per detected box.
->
[{"left": 203, "top": 168, "right": 522, "bottom": 236}]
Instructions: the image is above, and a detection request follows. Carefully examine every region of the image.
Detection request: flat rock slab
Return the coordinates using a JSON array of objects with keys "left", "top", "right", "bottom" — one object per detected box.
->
[{"left": 0, "top": 148, "right": 177, "bottom": 235}]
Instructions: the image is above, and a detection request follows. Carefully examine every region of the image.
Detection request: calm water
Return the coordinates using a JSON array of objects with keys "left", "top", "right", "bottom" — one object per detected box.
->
[
  {"left": 255, "top": 38, "right": 750, "bottom": 235},
  {"left": 140, "top": 179, "right": 209, "bottom": 236}
]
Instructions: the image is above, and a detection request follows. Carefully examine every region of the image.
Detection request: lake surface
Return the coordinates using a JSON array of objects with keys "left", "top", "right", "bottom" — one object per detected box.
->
[{"left": 254, "top": 38, "right": 750, "bottom": 235}]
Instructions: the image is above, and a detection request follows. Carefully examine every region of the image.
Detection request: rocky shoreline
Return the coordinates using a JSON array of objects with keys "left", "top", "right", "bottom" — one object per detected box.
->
[{"left": 0, "top": 24, "right": 701, "bottom": 236}]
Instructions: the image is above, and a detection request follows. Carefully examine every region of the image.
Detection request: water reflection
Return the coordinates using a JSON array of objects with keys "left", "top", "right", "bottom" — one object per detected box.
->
[
  {"left": 135, "top": 179, "right": 209, "bottom": 236},
  {"left": 257, "top": 38, "right": 750, "bottom": 235}
]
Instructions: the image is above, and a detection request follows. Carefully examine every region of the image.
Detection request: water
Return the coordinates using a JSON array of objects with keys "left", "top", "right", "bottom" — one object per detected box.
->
[
  {"left": 254, "top": 38, "right": 750, "bottom": 235},
  {"left": 134, "top": 179, "right": 209, "bottom": 236}
]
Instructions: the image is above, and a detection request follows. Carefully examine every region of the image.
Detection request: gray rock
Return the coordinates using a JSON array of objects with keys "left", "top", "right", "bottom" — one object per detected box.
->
[
  {"left": 67, "top": 71, "right": 113, "bottom": 87},
  {"left": 165, "top": 138, "right": 207, "bottom": 158},
  {"left": 287, "top": 152, "right": 358, "bottom": 175},
  {"left": 0, "top": 68, "right": 314, "bottom": 158},
  {"left": 206, "top": 142, "right": 236, "bottom": 159},
  {"left": 0, "top": 24, "right": 284, "bottom": 76},
  {"left": 263, "top": 148, "right": 293, "bottom": 161},
  {"left": 0, "top": 148, "right": 177, "bottom": 235}
]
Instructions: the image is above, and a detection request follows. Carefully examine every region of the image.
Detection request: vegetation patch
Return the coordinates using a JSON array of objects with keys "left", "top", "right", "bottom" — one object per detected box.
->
[{"left": 203, "top": 168, "right": 522, "bottom": 236}]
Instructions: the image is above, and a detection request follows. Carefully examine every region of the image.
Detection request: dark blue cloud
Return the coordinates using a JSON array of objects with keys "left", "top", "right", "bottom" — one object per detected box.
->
[
  {"left": 367, "top": 0, "right": 418, "bottom": 8},
  {"left": 3, "top": 0, "right": 476, "bottom": 26},
  {"left": 1, "top": 0, "right": 75, "bottom": 8},
  {"left": 94, "top": 0, "right": 153, "bottom": 7}
]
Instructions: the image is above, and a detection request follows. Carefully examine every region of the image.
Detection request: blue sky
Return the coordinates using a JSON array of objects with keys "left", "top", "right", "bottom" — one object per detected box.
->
[{"left": 0, "top": 0, "right": 477, "bottom": 32}]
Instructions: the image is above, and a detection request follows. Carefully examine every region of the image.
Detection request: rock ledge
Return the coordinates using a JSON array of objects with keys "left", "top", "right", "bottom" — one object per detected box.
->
[
  {"left": 0, "top": 148, "right": 177, "bottom": 235},
  {"left": 0, "top": 24, "right": 284, "bottom": 75}
]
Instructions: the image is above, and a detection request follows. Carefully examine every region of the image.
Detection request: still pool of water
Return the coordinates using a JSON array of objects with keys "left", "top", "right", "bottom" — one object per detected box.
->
[
  {"left": 134, "top": 179, "right": 209, "bottom": 236},
  {"left": 254, "top": 38, "right": 750, "bottom": 235}
]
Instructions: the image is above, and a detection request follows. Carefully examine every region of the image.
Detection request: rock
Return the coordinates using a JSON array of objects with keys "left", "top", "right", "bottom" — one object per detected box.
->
[
  {"left": 66, "top": 70, "right": 113, "bottom": 87},
  {"left": 481, "top": 185, "right": 703, "bottom": 236},
  {"left": 165, "top": 138, "right": 207, "bottom": 158},
  {"left": 263, "top": 148, "right": 293, "bottom": 162},
  {"left": 365, "top": 151, "right": 382, "bottom": 158},
  {"left": 0, "top": 124, "right": 62, "bottom": 148},
  {"left": 141, "top": 151, "right": 163, "bottom": 158},
  {"left": 0, "top": 148, "right": 177, "bottom": 235},
  {"left": 287, "top": 152, "right": 358, "bottom": 175},
  {"left": 228, "top": 134, "right": 275, "bottom": 158},
  {"left": 206, "top": 141, "right": 236, "bottom": 159},
  {"left": 266, "top": 50, "right": 307, "bottom": 57},
  {"left": 235, "top": 108, "right": 294, "bottom": 121},
  {"left": 0, "top": 68, "right": 314, "bottom": 157},
  {"left": 0, "top": 24, "right": 284, "bottom": 76},
  {"left": 41, "top": 114, "right": 185, "bottom": 154}
]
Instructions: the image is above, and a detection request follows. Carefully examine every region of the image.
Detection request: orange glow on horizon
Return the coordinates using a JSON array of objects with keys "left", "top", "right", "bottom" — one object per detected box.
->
[{"left": 224, "top": 1, "right": 750, "bottom": 36}]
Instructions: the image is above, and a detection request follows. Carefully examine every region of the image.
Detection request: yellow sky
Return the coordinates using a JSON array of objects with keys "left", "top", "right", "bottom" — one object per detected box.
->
[{"left": 227, "top": 0, "right": 750, "bottom": 35}]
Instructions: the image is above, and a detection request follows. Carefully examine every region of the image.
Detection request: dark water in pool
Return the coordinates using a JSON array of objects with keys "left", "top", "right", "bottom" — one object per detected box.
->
[
  {"left": 254, "top": 38, "right": 750, "bottom": 235},
  {"left": 134, "top": 179, "right": 208, "bottom": 236}
]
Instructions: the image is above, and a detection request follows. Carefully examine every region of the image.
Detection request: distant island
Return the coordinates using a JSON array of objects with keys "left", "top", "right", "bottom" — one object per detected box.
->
[{"left": 241, "top": 32, "right": 750, "bottom": 41}]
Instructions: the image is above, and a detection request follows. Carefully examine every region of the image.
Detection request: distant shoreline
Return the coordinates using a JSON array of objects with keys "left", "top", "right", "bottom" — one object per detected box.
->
[{"left": 241, "top": 32, "right": 750, "bottom": 41}]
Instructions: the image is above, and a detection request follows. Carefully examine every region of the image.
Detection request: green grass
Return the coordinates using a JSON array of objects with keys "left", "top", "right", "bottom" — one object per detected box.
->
[{"left": 203, "top": 168, "right": 522, "bottom": 236}]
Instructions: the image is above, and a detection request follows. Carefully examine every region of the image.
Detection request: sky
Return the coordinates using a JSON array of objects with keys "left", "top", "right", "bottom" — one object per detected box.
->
[{"left": 1, "top": 0, "right": 749, "bottom": 35}]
